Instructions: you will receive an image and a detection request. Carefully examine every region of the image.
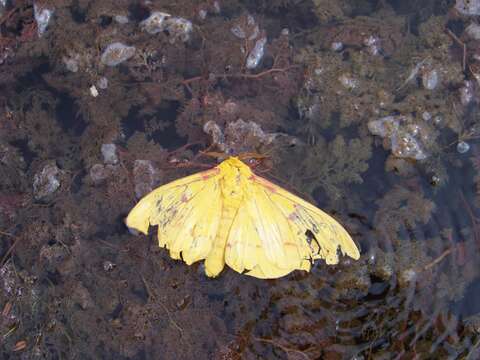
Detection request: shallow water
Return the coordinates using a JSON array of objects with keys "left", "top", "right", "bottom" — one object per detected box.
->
[{"left": 0, "top": 0, "right": 480, "bottom": 359}]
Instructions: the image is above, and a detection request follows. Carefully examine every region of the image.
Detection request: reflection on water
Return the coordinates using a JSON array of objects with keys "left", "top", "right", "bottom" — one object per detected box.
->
[{"left": 0, "top": 0, "right": 479, "bottom": 358}]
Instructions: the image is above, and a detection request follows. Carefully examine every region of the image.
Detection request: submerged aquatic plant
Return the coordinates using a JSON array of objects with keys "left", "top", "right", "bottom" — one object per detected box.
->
[{"left": 287, "top": 134, "right": 372, "bottom": 202}]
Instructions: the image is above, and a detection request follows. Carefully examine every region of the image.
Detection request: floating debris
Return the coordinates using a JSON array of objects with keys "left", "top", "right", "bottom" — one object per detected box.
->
[
  {"left": 101, "top": 144, "right": 118, "bottom": 165},
  {"left": 34, "top": 3, "right": 54, "bottom": 37},
  {"left": 100, "top": 42, "right": 136, "bottom": 67},
  {"left": 246, "top": 37, "right": 267, "bottom": 69},
  {"left": 368, "top": 115, "right": 431, "bottom": 160},
  {"left": 33, "top": 162, "right": 61, "bottom": 200},
  {"left": 457, "top": 141, "right": 470, "bottom": 153}
]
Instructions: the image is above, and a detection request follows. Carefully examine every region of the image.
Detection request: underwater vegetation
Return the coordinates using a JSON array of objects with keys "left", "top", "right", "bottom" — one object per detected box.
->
[{"left": 0, "top": 0, "right": 480, "bottom": 358}]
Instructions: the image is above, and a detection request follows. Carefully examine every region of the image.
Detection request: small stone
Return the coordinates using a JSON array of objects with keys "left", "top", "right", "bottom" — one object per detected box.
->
[
  {"left": 338, "top": 73, "right": 359, "bottom": 90},
  {"left": 198, "top": 9, "right": 207, "bottom": 20},
  {"left": 466, "top": 23, "right": 480, "bottom": 40},
  {"left": 422, "top": 111, "right": 432, "bottom": 121},
  {"left": 89, "top": 164, "right": 111, "bottom": 184},
  {"left": 457, "top": 141, "right": 470, "bottom": 154},
  {"left": 33, "top": 163, "right": 61, "bottom": 200},
  {"left": 246, "top": 37, "right": 267, "bottom": 69},
  {"left": 163, "top": 17, "right": 193, "bottom": 43},
  {"left": 430, "top": 175, "right": 441, "bottom": 186},
  {"left": 460, "top": 80, "right": 475, "bottom": 106},
  {"left": 398, "top": 268, "right": 417, "bottom": 287},
  {"left": 364, "top": 35, "right": 381, "bottom": 56},
  {"left": 422, "top": 69, "right": 439, "bottom": 90},
  {"left": 114, "top": 15, "right": 129, "bottom": 24},
  {"left": 89, "top": 85, "right": 99, "bottom": 97},
  {"left": 331, "top": 41, "right": 343, "bottom": 51},
  {"left": 455, "top": 0, "right": 480, "bottom": 16},
  {"left": 176, "top": 295, "right": 191, "bottom": 310},
  {"left": 101, "top": 144, "right": 118, "bottom": 165},
  {"left": 140, "top": 11, "right": 170, "bottom": 34},
  {"left": 100, "top": 42, "right": 136, "bottom": 67},
  {"left": 133, "top": 160, "right": 159, "bottom": 199},
  {"left": 34, "top": 3, "right": 54, "bottom": 36},
  {"left": 63, "top": 54, "right": 80, "bottom": 72},
  {"left": 433, "top": 115, "right": 444, "bottom": 126},
  {"left": 103, "top": 261, "right": 116, "bottom": 272},
  {"left": 140, "top": 12, "right": 192, "bottom": 43},
  {"left": 72, "top": 284, "right": 94, "bottom": 310},
  {"left": 97, "top": 77, "right": 108, "bottom": 89}
]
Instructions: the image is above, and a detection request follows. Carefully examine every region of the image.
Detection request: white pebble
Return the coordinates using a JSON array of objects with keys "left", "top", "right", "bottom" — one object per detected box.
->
[
  {"left": 246, "top": 37, "right": 267, "bottom": 69},
  {"left": 89, "top": 85, "right": 99, "bottom": 97},
  {"left": 133, "top": 160, "right": 158, "bottom": 199},
  {"left": 114, "top": 15, "right": 129, "bottom": 24},
  {"left": 34, "top": 3, "right": 54, "bottom": 36},
  {"left": 457, "top": 141, "right": 470, "bottom": 153},
  {"left": 97, "top": 77, "right": 108, "bottom": 89},
  {"left": 101, "top": 144, "right": 118, "bottom": 164},
  {"left": 100, "top": 42, "right": 136, "bottom": 67},
  {"left": 33, "top": 163, "right": 61, "bottom": 200},
  {"left": 466, "top": 23, "right": 480, "bottom": 39},
  {"left": 89, "top": 164, "right": 111, "bottom": 184},
  {"left": 422, "top": 69, "right": 439, "bottom": 90},
  {"left": 456, "top": 0, "right": 480, "bottom": 16},
  {"left": 140, "top": 11, "right": 170, "bottom": 34},
  {"left": 338, "top": 73, "right": 359, "bottom": 90},
  {"left": 331, "top": 41, "right": 343, "bottom": 51},
  {"left": 198, "top": 9, "right": 207, "bottom": 20},
  {"left": 460, "top": 80, "right": 475, "bottom": 106},
  {"left": 63, "top": 54, "right": 80, "bottom": 72}
]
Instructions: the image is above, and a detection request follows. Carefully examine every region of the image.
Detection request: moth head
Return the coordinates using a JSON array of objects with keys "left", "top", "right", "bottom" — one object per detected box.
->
[{"left": 237, "top": 152, "right": 268, "bottom": 169}]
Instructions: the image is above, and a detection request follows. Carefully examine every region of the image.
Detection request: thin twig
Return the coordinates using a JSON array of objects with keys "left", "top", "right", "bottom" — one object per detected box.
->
[
  {"left": 423, "top": 247, "right": 454, "bottom": 271},
  {"left": 0, "top": 7, "right": 17, "bottom": 26},
  {"left": 181, "top": 65, "right": 298, "bottom": 87},
  {"left": 459, "top": 191, "right": 480, "bottom": 246},
  {"left": 466, "top": 336, "right": 480, "bottom": 360},
  {"left": 141, "top": 275, "right": 183, "bottom": 334},
  {"left": 253, "top": 337, "right": 312, "bottom": 360},
  {"left": 0, "top": 236, "right": 22, "bottom": 267},
  {"left": 446, "top": 28, "right": 466, "bottom": 72}
]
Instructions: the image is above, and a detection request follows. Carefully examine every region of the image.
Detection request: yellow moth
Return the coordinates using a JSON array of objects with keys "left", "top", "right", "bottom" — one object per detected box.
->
[{"left": 126, "top": 156, "right": 360, "bottom": 279}]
